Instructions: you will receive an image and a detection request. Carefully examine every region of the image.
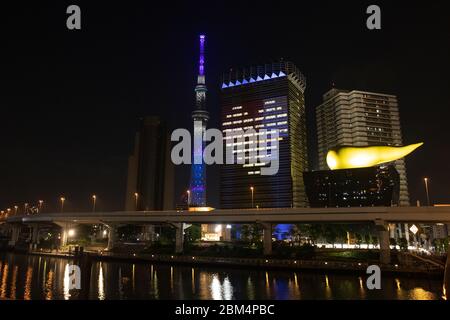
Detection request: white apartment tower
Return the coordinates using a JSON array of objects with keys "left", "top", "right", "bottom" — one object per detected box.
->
[{"left": 316, "top": 88, "right": 410, "bottom": 206}]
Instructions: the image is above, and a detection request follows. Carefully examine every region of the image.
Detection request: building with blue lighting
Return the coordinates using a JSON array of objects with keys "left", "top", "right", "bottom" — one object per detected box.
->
[{"left": 189, "top": 35, "right": 209, "bottom": 207}]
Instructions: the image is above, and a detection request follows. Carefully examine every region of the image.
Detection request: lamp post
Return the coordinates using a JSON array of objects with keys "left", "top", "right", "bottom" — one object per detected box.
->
[
  {"left": 424, "top": 177, "right": 430, "bottom": 206},
  {"left": 60, "top": 197, "right": 65, "bottom": 213},
  {"left": 250, "top": 186, "right": 254, "bottom": 209},
  {"left": 38, "top": 200, "right": 44, "bottom": 213},
  {"left": 92, "top": 194, "right": 97, "bottom": 212},
  {"left": 24, "top": 203, "right": 29, "bottom": 215},
  {"left": 134, "top": 192, "right": 139, "bottom": 211},
  {"left": 14, "top": 205, "right": 18, "bottom": 215},
  {"left": 187, "top": 190, "right": 191, "bottom": 209}
]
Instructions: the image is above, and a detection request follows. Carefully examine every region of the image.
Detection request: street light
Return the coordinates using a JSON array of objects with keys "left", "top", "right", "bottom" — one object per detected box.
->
[
  {"left": 423, "top": 177, "right": 430, "bottom": 206},
  {"left": 92, "top": 194, "right": 97, "bottom": 212},
  {"left": 134, "top": 192, "right": 139, "bottom": 211},
  {"left": 38, "top": 200, "right": 44, "bottom": 213},
  {"left": 14, "top": 205, "right": 18, "bottom": 215},
  {"left": 250, "top": 186, "right": 254, "bottom": 208},
  {"left": 187, "top": 190, "right": 191, "bottom": 208},
  {"left": 60, "top": 197, "right": 65, "bottom": 212},
  {"left": 24, "top": 203, "right": 28, "bottom": 215}
]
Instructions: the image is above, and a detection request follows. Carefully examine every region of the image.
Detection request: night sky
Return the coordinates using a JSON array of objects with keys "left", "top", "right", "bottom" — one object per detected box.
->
[{"left": 1, "top": 1, "right": 449, "bottom": 212}]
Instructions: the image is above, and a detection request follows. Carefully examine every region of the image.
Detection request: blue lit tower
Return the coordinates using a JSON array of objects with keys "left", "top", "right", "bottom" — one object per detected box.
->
[{"left": 189, "top": 34, "right": 209, "bottom": 207}]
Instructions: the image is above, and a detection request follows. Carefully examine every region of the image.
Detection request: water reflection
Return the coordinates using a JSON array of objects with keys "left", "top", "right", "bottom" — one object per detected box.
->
[
  {"left": 0, "top": 252, "right": 444, "bottom": 300},
  {"left": 98, "top": 263, "right": 105, "bottom": 300}
]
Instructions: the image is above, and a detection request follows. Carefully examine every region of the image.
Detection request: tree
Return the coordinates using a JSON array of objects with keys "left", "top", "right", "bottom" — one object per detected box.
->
[
  {"left": 250, "top": 224, "right": 263, "bottom": 244},
  {"left": 309, "top": 224, "right": 323, "bottom": 246},
  {"left": 390, "top": 238, "right": 397, "bottom": 250},
  {"left": 185, "top": 224, "right": 201, "bottom": 243},
  {"left": 240, "top": 225, "right": 251, "bottom": 242},
  {"left": 355, "top": 233, "right": 363, "bottom": 248},
  {"left": 398, "top": 238, "right": 408, "bottom": 251},
  {"left": 324, "top": 225, "right": 338, "bottom": 247}
]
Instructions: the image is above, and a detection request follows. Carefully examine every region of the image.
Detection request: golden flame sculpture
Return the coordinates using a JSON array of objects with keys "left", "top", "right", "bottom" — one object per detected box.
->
[{"left": 326, "top": 143, "right": 423, "bottom": 170}]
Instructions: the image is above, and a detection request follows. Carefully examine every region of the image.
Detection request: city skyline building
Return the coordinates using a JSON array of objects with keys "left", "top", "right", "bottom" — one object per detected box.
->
[
  {"left": 189, "top": 34, "right": 209, "bottom": 207},
  {"left": 220, "top": 61, "right": 308, "bottom": 212},
  {"left": 125, "top": 116, "right": 174, "bottom": 211},
  {"left": 315, "top": 88, "right": 410, "bottom": 206}
]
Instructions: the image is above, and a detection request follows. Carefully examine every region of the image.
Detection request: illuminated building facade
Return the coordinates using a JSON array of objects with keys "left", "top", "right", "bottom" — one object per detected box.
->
[
  {"left": 220, "top": 61, "right": 308, "bottom": 212},
  {"left": 189, "top": 34, "right": 209, "bottom": 207},
  {"left": 316, "top": 89, "right": 410, "bottom": 206},
  {"left": 303, "top": 165, "right": 400, "bottom": 207}
]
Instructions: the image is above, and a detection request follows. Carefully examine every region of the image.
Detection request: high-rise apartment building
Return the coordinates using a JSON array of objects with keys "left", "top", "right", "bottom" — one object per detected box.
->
[
  {"left": 220, "top": 61, "right": 308, "bottom": 210},
  {"left": 125, "top": 116, "right": 174, "bottom": 211},
  {"left": 316, "top": 88, "right": 410, "bottom": 205}
]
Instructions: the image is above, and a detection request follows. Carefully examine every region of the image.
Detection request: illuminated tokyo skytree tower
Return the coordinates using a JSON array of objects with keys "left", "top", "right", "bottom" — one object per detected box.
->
[{"left": 189, "top": 34, "right": 209, "bottom": 207}]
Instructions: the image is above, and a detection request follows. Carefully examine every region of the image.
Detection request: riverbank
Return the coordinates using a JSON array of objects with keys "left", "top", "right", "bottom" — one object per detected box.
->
[{"left": 4, "top": 249, "right": 442, "bottom": 278}]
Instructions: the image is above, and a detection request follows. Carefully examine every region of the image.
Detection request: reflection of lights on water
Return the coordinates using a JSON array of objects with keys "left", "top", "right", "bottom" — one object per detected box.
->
[
  {"left": 24, "top": 267, "right": 33, "bottom": 300},
  {"left": 45, "top": 270, "right": 54, "bottom": 300},
  {"left": 210, "top": 274, "right": 234, "bottom": 300},
  {"left": 395, "top": 278, "right": 401, "bottom": 290},
  {"left": 325, "top": 275, "right": 330, "bottom": 288},
  {"left": 170, "top": 267, "right": 174, "bottom": 291},
  {"left": 442, "top": 285, "right": 447, "bottom": 300},
  {"left": 0, "top": 263, "right": 9, "bottom": 299},
  {"left": 10, "top": 266, "right": 18, "bottom": 299},
  {"left": 294, "top": 273, "right": 299, "bottom": 288},
  {"left": 191, "top": 268, "right": 195, "bottom": 294},
  {"left": 63, "top": 264, "right": 71, "bottom": 300},
  {"left": 409, "top": 287, "right": 435, "bottom": 300},
  {"left": 98, "top": 263, "right": 105, "bottom": 300},
  {"left": 211, "top": 275, "right": 222, "bottom": 300},
  {"left": 132, "top": 264, "right": 136, "bottom": 293},
  {"left": 223, "top": 277, "right": 232, "bottom": 300},
  {"left": 359, "top": 277, "right": 364, "bottom": 290}
]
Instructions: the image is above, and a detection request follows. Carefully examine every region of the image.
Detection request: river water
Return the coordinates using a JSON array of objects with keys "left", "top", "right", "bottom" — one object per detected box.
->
[{"left": 0, "top": 252, "right": 443, "bottom": 300}]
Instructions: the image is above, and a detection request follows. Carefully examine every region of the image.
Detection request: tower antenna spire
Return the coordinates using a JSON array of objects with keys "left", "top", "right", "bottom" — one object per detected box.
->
[{"left": 189, "top": 34, "right": 209, "bottom": 207}]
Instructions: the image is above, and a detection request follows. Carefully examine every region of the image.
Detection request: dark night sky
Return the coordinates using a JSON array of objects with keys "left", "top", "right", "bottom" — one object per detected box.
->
[{"left": 1, "top": 1, "right": 449, "bottom": 212}]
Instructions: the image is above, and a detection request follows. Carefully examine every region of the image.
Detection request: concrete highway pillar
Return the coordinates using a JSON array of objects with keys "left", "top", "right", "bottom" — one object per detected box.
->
[
  {"left": 375, "top": 219, "right": 391, "bottom": 264},
  {"left": 174, "top": 223, "right": 184, "bottom": 254},
  {"left": 142, "top": 225, "right": 155, "bottom": 242},
  {"left": 8, "top": 225, "right": 21, "bottom": 246},
  {"left": 54, "top": 222, "right": 78, "bottom": 249},
  {"left": 223, "top": 225, "right": 232, "bottom": 241},
  {"left": 404, "top": 223, "right": 410, "bottom": 246},
  {"left": 107, "top": 225, "right": 117, "bottom": 251},
  {"left": 31, "top": 225, "right": 40, "bottom": 245},
  {"left": 261, "top": 223, "right": 273, "bottom": 256}
]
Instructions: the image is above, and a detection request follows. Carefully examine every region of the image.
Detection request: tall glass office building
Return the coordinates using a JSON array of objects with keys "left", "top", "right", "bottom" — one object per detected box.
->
[{"left": 220, "top": 61, "right": 308, "bottom": 214}]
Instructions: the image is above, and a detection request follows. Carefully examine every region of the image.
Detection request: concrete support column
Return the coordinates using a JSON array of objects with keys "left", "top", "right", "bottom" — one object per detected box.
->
[
  {"left": 54, "top": 222, "right": 78, "bottom": 249},
  {"left": 8, "top": 225, "right": 21, "bottom": 246},
  {"left": 142, "top": 225, "right": 155, "bottom": 242},
  {"left": 404, "top": 223, "right": 410, "bottom": 246},
  {"left": 106, "top": 225, "right": 117, "bottom": 251},
  {"left": 174, "top": 223, "right": 184, "bottom": 254},
  {"left": 261, "top": 223, "right": 272, "bottom": 256},
  {"left": 223, "top": 225, "right": 232, "bottom": 241},
  {"left": 389, "top": 223, "right": 395, "bottom": 239},
  {"left": 375, "top": 219, "right": 391, "bottom": 264},
  {"left": 31, "top": 225, "right": 40, "bottom": 245}
]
